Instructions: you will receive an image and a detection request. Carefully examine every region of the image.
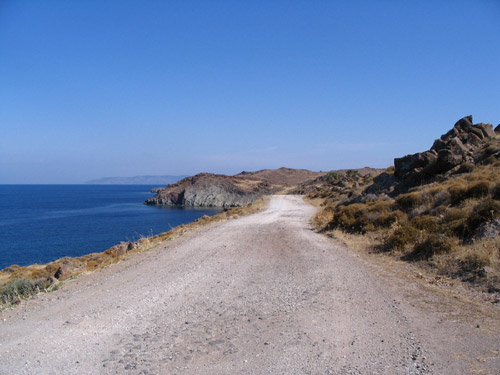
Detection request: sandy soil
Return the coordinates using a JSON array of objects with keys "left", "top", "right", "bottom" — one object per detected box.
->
[{"left": 1, "top": 195, "right": 499, "bottom": 375}]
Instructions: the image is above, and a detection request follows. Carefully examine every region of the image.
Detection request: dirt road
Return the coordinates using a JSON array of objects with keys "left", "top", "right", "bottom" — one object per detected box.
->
[{"left": 1, "top": 196, "right": 499, "bottom": 374}]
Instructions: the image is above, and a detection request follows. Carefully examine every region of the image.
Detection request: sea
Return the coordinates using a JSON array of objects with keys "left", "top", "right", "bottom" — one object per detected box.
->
[{"left": 0, "top": 185, "right": 220, "bottom": 270}]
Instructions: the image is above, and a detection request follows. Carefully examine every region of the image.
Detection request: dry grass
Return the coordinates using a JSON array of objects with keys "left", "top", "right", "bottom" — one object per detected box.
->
[
  {"left": 0, "top": 195, "right": 270, "bottom": 309},
  {"left": 309, "top": 138, "right": 500, "bottom": 296}
]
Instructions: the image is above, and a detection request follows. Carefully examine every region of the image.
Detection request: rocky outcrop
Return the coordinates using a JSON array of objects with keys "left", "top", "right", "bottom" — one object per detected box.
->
[
  {"left": 145, "top": 168, "right": 325, "bottom": 208},
  {"left": 145, "top": 173, "right": 275, "bottom": 207},
  {"left": 394, "top": 116, "right": 496, "bottom": 180}
]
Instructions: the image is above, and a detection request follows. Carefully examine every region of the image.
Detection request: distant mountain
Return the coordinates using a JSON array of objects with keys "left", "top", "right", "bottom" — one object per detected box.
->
[{"left": 86, "top": 175, "right": 188, "bottom": 185}]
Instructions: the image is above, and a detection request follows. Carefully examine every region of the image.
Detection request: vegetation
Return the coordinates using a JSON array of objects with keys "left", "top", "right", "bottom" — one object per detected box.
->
[{"left": 309, "top": 135, "right": 500, "bottom": 296}]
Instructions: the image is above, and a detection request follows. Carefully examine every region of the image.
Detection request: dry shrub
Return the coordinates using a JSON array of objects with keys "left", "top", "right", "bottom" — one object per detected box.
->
[
  {"left": 448, "top": 182, "right": 469, "bottom": 205},
  {"left": 86, "top": 260, "right": 100, "bottom": 271},
  {"left": 467, "top": 180, "right": 491, "bottom": 199},
  {"left": 456, "top": 162, "right": 475, "bottom": 174},
  {"left": 463, "top": 199, "right": 500, "bottom": 238},
  {"left": 410, "top": 215, "right": 441, "bottom": 232},
  {"left": 329, "top": 200, "right": 400, "bottom": 233},
  {"left": 432, "top": 237, "right": 500, "bottom": 286},
  {"left": 383, "top": 222, "right": 420, "bottom": 251},
  {"left": 396, "top": 192, "right": 423, "bottom": 212},
  {"left": 311, "top": 204, "right": 335, "bottom": 231},
  {"left": 432, "top": 189, "right": 451, "bottom": 207},
  {"left": 492, "top": 182, "right": 500, "bottom": 200},
  {"left": 405, "top": 234, "right": 455, "bottom": 261},
  {"left": 385, "top": 166, "right": 395, "bottom": 175}
]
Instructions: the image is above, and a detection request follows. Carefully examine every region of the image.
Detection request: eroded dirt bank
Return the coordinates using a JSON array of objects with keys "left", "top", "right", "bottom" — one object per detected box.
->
[{"left": 1, "top": 196, "right": 499, "bottom": 374}]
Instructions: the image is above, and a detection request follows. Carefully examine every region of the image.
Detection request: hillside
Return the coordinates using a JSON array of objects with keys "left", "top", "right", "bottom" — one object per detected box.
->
[
  {"left": 145, "top": 168, "right": 325, "bottom": 207},
  {"left": 236, "top": 167, "right": 327, "bottom": 186},
  {"left": 306, "top": 116, "right": 500, "bottom": 296}
]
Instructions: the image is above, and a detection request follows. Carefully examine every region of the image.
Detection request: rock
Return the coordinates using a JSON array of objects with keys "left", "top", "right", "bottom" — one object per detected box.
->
[
  {"left": 495, "top": 124, "right": 500, "bottom": 134},
  {"left": 474, "top": 218, "right": 500, "bottom": 240},
  {"left": 365, "top": 173, "right": 396, "bottom": 194},
  {"left": 476, "top": 123, "right": 496, "bottom": 139},
  {"left": 145, "top": 173, "right": 275, "bottom": 207},
  {"left": 54, "top": 265, "right": 72, "bottom": 280},
  {"left": 394, "top": 151, "right": 437, "bottom": 178},
  {"left": 394, "top": 116, "right": 496, "bottom": 180}
]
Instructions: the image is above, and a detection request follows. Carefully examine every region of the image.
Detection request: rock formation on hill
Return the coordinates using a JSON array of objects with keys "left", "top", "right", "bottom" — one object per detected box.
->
[
  {"left": 145, "top": 168, "right": 325, "bottom": 207},
  {"left": 394, "top": 116, "right": 497, "bottom": 180},
  {"left": 365, "top": 116, "right": 498, "bottom": 196}
]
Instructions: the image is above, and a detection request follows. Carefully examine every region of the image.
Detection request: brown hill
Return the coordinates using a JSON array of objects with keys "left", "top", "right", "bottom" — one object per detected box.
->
[{"left": 236, "top": 167, "right": 326, "bottom": 186}]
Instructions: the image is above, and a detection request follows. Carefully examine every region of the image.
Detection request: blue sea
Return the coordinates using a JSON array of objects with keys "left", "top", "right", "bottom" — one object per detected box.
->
[{"left": 0, "top": 185, "right": 220, "bottom": 269}]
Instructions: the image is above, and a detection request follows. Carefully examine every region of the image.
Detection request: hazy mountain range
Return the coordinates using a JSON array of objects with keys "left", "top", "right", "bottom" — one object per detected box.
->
[{"left": 86, "top": 175, "right": 188, "bottom": 185}]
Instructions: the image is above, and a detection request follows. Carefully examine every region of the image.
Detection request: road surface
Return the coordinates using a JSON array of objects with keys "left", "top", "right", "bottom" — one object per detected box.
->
[{"left": 1, "top": 196, "right": 499, "bottom": 374}]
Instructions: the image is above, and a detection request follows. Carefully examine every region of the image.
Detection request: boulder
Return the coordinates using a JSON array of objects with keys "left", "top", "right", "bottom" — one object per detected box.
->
[
  {"left": 54, "top": 265, "right": 72, "bottom": 280},
  {"left": 495, "top": 124, "right": 500, "bottom": 135},
  {"left": 476, "top": 123, "right": 496, "bottom": 139},
  {"left": 474, "top": 218, "right": 500, "bottom": 241},
  {"left": 394, "top": 151, "right": 437, "bottom": 178}
]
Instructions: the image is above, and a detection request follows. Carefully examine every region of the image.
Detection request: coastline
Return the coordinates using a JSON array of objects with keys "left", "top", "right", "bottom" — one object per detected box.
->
[{"left": 0, "top": 196, "right": 270, "bottom": 308}]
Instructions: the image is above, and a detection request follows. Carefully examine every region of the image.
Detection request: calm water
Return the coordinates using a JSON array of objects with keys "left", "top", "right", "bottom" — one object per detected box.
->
[{"left": 0, "top": 185, "right": 220, "bottom": 269}]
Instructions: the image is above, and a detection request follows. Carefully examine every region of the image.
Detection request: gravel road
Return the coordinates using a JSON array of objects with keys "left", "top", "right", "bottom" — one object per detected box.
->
[{"left": 1, "top": 195, "right": 499, "bottom": 374}]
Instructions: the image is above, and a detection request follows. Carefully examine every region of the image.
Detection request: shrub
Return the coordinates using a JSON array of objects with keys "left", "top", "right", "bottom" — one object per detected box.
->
[
  {"left": 325, "top": 171, "right": 342, "bottom": 184},
  {"left": 464, "top": 199, "right": 500, "bottom": 238},
  {"left": 396, "top": 192, "right": 424, "bottom": 211},
  {"left": 329, "top": 201, "right": 400, "bottom": 233},
  {"left": 433, "top": 189, "right": 451, "bottom": 207},
  {"left": 492, "top": 182, "right": 500, "bottom": 200},
  {"left": 405, "top": 234, "right": 455, "bottom": 261},
  {"left": 383, "top": 223, "right": 420, "bottom": 251},
  {"left": 1, "top": 278, "right": 50, "bottom": 305},
  {"left": 467, "top": 180, "right": 491, "bottom": 199},
  {"left": 346, "top": 169, "right": 359, "bottom": 178},
  {"left": 444, "top": 207, "right": 468, "bottom": 222},
  {"left": 411, "top": 215, "right": 441, "bottom": 232},
  {"left": 456, "top": 162, "right": 475, "bottom": 174},
  {"left": 458, "top": 253, "right": 491, "bottom": 274},
  {"left": 448, "top": 183, "right": 469, "bottom": 205}
]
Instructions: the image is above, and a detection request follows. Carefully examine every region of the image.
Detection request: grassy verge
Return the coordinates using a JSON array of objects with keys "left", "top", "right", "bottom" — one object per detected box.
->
[{"left": 0, "top": 195, "right": 270, "bottom": 309}]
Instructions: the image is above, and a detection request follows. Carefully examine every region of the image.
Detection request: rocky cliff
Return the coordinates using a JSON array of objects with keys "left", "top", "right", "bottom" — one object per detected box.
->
[{"left": 145, "top": 168, "right": 325, "bottom": 207}]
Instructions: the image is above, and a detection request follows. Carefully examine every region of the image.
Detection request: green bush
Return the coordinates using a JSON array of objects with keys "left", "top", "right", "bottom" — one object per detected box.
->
[
  {"left": 346, "top": 169, "right": 359, "bottom": 178},
  {"left": 2, "top": 279, "right": 35, "bottom": 305},
  {"left": 1, "top": 278, "right": 52, "bottom": 306},
  {"left": 325, "top": 171, "right": 342, "bottom": 184}
]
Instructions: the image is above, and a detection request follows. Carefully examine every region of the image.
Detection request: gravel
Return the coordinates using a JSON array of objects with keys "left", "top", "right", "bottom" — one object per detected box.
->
[{"left": 1, "top": 195, "right": 499, "bottom": 374}]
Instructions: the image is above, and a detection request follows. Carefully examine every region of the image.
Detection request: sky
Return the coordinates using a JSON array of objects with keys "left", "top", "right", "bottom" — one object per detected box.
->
[{"left": 1, "top": 0, "right": 499, "bottom": 184}]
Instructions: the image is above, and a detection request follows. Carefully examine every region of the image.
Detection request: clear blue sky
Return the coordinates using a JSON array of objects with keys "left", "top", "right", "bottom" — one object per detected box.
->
[{"left": 1, "top": 0, "right": 499, "bottom": 183}]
